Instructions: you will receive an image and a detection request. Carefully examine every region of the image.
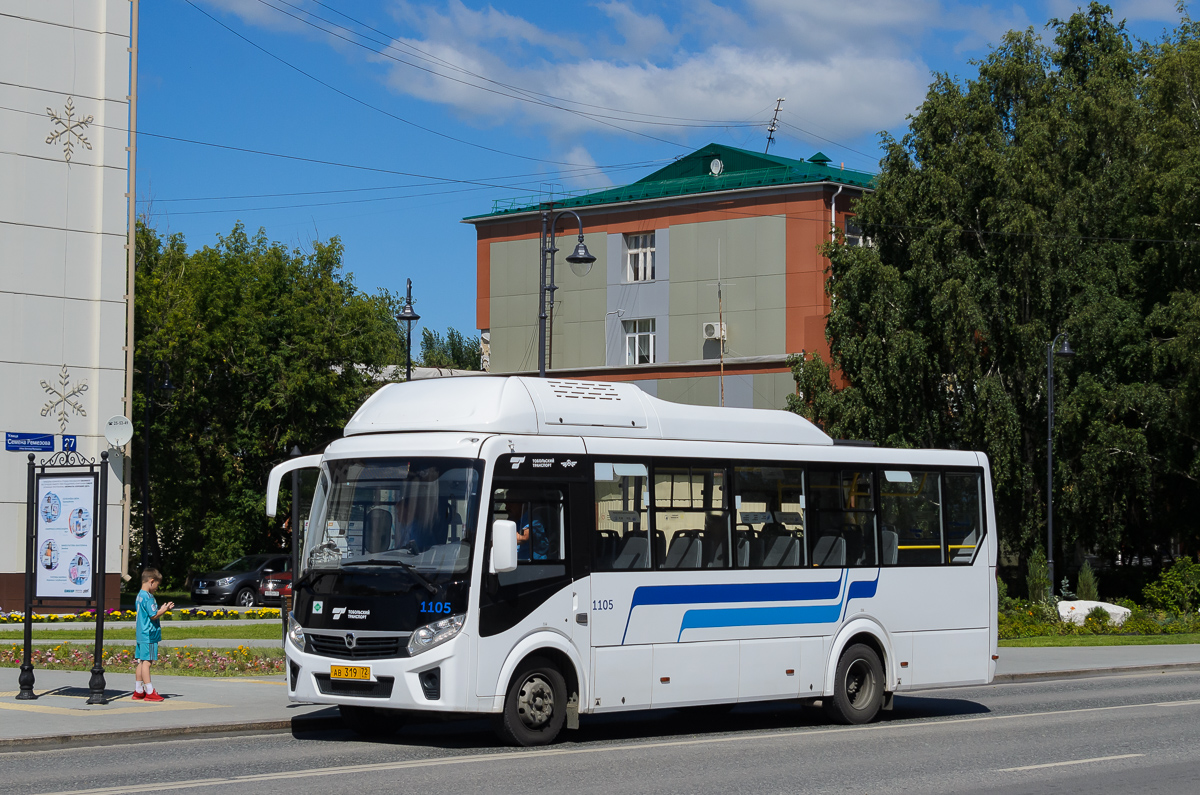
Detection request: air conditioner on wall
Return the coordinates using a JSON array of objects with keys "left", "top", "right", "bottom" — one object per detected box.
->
[{"left": 702, "top": 321, "right": 727, "bottom": 341}]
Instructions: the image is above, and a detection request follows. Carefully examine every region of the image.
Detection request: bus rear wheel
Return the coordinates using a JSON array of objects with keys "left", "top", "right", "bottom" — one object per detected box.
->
[
  {"left": 824, "top": 643, "right": 884, "bottom": 725},
  {"left": 494, "top": 657, "right": 567, "bottom": 746},
  {"left": 339, "top": 704, "right": 404, "bottom": 737}
]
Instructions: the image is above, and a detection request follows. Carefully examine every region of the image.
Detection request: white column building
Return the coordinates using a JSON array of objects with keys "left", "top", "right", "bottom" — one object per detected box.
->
[{"left": 0, "top": 2, "right": 133, "bottom": 609}]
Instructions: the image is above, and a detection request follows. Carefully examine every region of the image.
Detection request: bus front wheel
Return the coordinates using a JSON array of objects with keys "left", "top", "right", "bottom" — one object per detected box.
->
[
  {"left": 824, "top": 643, "right": 884, "bottom": 725},
  {"left": 494, "top": 657, "right": 567, "bottom": 746}
]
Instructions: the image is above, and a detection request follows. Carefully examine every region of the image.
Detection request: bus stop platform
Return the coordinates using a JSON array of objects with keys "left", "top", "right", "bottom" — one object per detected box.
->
[{"left": 4, "top": 644, "right": 1200, "bottom": 749}]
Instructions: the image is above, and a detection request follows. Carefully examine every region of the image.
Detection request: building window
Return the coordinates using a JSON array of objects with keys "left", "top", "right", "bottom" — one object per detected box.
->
[
  {"left": 623, "top": 318, "right": 656, "bottom": 365},
  {"left": 625, "top": 232, "right": 655, "bottom": 282},
  {"left": 845, "top": 218, "right": 866, "bottom": 247}
]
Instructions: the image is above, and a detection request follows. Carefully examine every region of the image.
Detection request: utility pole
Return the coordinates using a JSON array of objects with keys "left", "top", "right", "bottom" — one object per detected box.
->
[
  {"left": 707, "top": 241, "right": 732, "bottom": 406},
  {"left": 765, "top": 98, "right": 785, "bottom": 153}
]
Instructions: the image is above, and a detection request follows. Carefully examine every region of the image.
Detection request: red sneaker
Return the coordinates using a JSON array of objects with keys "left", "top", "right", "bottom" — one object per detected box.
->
[
  {"left": 130, "top": 691, "right": 145, "bottom": 701},
  {"left": 143, "top": 691, "right": 165, "bottom": 702}
]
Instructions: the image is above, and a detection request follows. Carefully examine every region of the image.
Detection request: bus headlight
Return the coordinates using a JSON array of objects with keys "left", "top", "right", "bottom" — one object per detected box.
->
[
  {"left": 407, "top": 614, "right": 465, "bottom": 656},
  {"left": 287, "top": 613, "right": 305, "bottom": 650}
]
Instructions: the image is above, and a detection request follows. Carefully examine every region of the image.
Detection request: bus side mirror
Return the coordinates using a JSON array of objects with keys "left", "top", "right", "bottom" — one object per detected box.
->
[{"left": 490, "top": 520, "right": 518, "bottom": 574}]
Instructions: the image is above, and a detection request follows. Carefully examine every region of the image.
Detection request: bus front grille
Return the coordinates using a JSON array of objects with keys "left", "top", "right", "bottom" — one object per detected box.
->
[
  {"left": 306, "top": 632, "right": 409, "bottom": 660},
  {"left": 313, "top": 674, "right": 395, "bottom": 698}
]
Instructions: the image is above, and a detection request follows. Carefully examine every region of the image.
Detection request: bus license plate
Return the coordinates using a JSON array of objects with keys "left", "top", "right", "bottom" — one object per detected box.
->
[{"left": 330, "top": 665, "right": 370, "bottom": 681}]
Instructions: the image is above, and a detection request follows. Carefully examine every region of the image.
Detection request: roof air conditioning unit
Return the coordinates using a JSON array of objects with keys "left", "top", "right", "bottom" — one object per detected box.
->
[{"left": 702, "top": 321, "right": 726, "bottom": 341}]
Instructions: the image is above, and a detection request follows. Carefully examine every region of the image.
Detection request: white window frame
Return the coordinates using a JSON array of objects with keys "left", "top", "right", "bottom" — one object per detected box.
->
[
  {"left": 623, "top": 318, "right": 656, "bottom": 365},
  {"left": 625, "top": 232, "right": 656, "bottom": 282}
]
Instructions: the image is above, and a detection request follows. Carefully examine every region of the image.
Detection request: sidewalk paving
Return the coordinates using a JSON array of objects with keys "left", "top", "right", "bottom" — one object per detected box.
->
[
  {"left": 0, "top": 668, "right": 337, "bottom": 749},
  {"left": 3, "top": 644, "right": 1200, "bottom": 749}
]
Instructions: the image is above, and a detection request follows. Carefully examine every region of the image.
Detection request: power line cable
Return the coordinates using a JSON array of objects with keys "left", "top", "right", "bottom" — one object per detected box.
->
[
  {"left": 286, "top": 0, "right": 773, "bottom": 126},
  {"left": 182, "top": 0, "right": 676, "bottom": 164},
  {"left": 138, "top": 160, "right": 661, "bottom": 203},
  {"left": 188, "top": 0, "right": 701, "bottom": 154},
  {"left": 0, "top": 102, "right": 660, "bottom": 192}
]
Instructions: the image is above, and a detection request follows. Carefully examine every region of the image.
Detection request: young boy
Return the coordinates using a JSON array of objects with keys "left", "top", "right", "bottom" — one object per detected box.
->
[{"left": 133, "top": 568, "right": 174, "bottom": 702}]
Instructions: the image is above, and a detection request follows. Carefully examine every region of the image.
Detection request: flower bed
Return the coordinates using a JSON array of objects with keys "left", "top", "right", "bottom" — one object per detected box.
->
[
  {"left": 0, "top": 642, "right": 286, "bottom": 675},
  {"left": 0, "top": 607, "right": 281, "bottom": 624}
]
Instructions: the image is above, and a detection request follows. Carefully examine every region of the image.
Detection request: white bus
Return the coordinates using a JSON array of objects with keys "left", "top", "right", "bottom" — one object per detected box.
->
[{"left": 267, "top": 377, "right": 998, "bottom": 745}]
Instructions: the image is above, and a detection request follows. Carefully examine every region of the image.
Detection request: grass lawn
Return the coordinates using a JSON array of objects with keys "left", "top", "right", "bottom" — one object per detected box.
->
[
  {"left": 0, "top": 624, "right": 282, "bottom": 641},
  {"left": 1001, "top": 633, "right": 1200, "bottom": 647}
]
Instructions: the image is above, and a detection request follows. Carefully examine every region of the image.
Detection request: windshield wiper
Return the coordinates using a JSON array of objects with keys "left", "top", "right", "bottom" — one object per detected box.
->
[{"left": 343, "top": 558, "right": 438, "bottom": 594}]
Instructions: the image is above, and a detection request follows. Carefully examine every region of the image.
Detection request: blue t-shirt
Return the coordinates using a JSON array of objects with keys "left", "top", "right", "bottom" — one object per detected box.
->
[{"left": 136, "top": 589, "right": 160, "bottom": 644}]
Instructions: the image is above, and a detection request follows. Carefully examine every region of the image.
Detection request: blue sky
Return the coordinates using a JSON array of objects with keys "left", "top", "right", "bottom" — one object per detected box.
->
[{"left": 137, "top": 0, "right": 1184, "bottom": 339}]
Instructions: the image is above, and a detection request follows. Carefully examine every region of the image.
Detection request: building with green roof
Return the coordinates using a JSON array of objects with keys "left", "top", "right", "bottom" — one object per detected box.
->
[{"left": 464, "top": 143, "right": 876, "bottom": 408}]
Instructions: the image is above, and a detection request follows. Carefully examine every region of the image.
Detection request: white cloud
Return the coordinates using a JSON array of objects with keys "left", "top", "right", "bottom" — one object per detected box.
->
[
  {"left": 595, "top": 2, "right": 678, "bottom": 60},
  {"left": 373, "top": 3, "right": 931, "bottom": 145}
]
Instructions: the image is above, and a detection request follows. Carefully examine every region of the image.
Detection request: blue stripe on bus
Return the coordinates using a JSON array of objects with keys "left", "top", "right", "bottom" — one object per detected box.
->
[
  {"left": 677, "top": 603, "right": 845, "bottom": 640},
  {"left": 619, "top": 572, "right": 849, "bottom": 644},
  {"left": 841, "top": 572, "right": 880, "bottom": 621}
]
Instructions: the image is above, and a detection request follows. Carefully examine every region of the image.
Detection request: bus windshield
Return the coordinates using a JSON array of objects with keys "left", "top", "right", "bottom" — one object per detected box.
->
[{"left": 302, "top": 458, "right": 482, "bottom": 577}]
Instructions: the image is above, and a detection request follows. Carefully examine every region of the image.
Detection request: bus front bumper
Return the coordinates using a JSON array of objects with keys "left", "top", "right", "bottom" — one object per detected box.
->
[{"left": 286, "top": 633, "right": 473, "bottom": 713}]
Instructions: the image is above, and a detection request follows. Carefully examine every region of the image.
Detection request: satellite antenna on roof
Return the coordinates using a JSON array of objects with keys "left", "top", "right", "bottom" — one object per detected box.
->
[{"left": 765, "top": 98, "right": 785, "bottom": 153}]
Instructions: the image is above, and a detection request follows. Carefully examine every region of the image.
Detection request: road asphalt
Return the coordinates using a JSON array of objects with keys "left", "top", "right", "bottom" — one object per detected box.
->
[{"left": 3, "top": 643, "right": 1200, "bottom": 750}]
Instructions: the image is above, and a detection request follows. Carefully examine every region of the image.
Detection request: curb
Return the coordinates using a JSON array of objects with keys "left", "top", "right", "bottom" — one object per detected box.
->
[
  {"left": 992, "top": 660, "right": 1200, "bottom": 684},
  {"left": 0, "top": 712, "right": 344, "bottom": 751}
]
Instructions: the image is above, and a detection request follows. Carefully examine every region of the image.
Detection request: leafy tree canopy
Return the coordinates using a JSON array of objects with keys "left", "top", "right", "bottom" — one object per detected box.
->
[
  {"left": 789, "top": 3, "right": 1200, "bottom": 571},
  {"left": 420, "top": 326, "right": 482, "bottom": 371},
  {"left": 134, "top": 221, "right": 407, "bottom": 580}
]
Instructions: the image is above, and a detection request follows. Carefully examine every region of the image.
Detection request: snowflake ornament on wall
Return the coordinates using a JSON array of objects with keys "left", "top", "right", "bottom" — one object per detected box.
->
[
  {"left": 45, "top": 97, "right": 93, "bottom": 162},
  {"left": 41, "top": 365, "right": 88, "bottom": 432}
]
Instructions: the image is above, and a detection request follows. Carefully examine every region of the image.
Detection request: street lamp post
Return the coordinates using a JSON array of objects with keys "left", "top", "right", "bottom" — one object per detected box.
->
[
  {"left": 140, "top": 365, "right": 174, "bottom": 571},
  {"left": 398, "top": 279, "right": 420, "bottom": 382},
  {"left": 538, "top": 208, "right": 596, "bottom": 378},
  {"left": 1046, "top": 332, "right": 1075, "bottom": 592}
]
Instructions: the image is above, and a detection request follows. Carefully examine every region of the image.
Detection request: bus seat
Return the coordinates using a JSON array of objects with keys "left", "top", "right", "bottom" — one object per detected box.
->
[
  {"left": 364, "top": 508, "right": 393, "bottom": 553},
  {"left": 664, "top": 534, "right": 703, "bottom": 569},
  {"left": 653, "top": 530, "right": 666, "bottom": 563},
  {"left": 813, "top": 535, "right": 845, "bottom": 567},
  {"left": 613, "top": 534, "right": 650, "bottom": 569},
  {"left": 952, "top": 530, "right": 977, "bottom": 563},
  {"left": 762, "top": 534, "right": 799, "bottom": 567},
  {"left": 594, "top": 530, "right": 618, "bottom": 569},
  {"left": 881, "top": 529, "right": 898, "bottom": 565}
]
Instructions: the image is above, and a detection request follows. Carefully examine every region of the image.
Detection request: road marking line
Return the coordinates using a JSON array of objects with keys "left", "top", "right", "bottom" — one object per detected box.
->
[
  {"left": 28, "top": 697, "right": 1200, "bottom": 795},
  {"left": 999, "top": 753, "right": 1144, "bottom": 772}
]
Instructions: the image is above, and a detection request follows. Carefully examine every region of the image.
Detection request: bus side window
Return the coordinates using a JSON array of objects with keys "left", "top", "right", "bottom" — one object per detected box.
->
[
  {"left": 808, "top": 469, "right": 877, "bottom": 567},
  {"left": 654, "top": 465, "right": 731, "bottom": 570},
  {"left": 879, "top": 470, "right": 943, "bottom": 565},
  {"left": 733, "top": 465, "right": 806, "bottom": 568},
  {"left": 491, "top": 483, "right": 568, "bottom": 564},
  {"left": 944, "top": 473, "right": 983, "bottom": 564},
  {"left": 593, "top": 462, "right": 651, "bottom": 570}
]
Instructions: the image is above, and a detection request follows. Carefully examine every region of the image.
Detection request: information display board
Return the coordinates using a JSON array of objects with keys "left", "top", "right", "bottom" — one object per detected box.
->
[{"left": 35, "top": 474, "right": 97, "bottom": 599}]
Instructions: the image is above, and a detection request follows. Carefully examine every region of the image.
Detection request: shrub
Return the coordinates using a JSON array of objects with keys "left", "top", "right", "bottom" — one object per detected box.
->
[
  {"left": 1026, "top": 547, "right": 1051, "bottom": 604},
  {"left": 1077, "top": 560, "right": 1099, "bottom": 601},
  {"left": 1142, "top": 557, "right": 1200, "bottom": 614},
  {"left": 1085, "top": 605, "right": 1110, "bottom": 625}
]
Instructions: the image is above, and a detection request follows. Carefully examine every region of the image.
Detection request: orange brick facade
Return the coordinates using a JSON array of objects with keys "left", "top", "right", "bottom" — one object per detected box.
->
[{"left": 473, "top": 186, "right": 859, "bottom": 379}]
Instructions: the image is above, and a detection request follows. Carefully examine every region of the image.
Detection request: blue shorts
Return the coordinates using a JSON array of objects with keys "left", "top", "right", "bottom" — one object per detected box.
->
[{"left": 135, "top": 642, "right": 158, "bottom": 662}]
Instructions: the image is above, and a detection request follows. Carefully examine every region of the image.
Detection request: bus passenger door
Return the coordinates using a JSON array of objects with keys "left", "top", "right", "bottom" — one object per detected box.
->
[{"left": 475, "top": 443, "right": 587, "bottom": 699}]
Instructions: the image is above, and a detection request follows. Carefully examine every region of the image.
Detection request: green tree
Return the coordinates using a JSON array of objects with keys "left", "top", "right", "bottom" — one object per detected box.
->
[
  {"left": 133, "top": 221, "right": 406, "bottom": 581},
  {"left": 788, "top": 4, "right": 1200, "bottom": 569},
  {"left": 419, "top": 327, "right": 482, "bottom": 371},
  {"left": 1077, "top": 559, "right": 1099, "bottom": 601}
]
